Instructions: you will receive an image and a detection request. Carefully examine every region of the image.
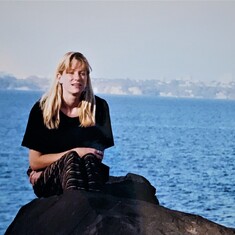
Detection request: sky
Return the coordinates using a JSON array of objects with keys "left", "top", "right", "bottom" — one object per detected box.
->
[{"left": 0, "top": 1, "right": 235, "bottom": 82}]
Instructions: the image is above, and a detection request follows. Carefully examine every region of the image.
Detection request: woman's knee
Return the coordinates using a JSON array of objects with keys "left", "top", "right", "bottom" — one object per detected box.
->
[{"left": 63, "top": 151, "right": 81, "bottom": 163}]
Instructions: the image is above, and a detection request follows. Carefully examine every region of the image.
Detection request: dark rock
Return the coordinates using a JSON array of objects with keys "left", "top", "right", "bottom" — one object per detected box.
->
[{"left": 5, "top": 173, "right": 235, "bottom": 235}]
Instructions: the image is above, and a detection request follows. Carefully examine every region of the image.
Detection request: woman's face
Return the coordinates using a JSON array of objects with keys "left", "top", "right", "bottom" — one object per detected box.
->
[{"left": 58, "top": 59, "right": 88, "bottom": 97}]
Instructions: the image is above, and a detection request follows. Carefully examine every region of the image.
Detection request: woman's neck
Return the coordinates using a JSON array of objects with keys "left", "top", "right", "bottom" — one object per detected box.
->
[{"left": 61, "top": 94, "right": 81, "bottom": 117}]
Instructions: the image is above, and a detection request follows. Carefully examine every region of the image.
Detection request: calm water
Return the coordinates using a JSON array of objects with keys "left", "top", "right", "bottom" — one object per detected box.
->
[{"left": 0, "top": 90, "right": 234, "bottom": 233}]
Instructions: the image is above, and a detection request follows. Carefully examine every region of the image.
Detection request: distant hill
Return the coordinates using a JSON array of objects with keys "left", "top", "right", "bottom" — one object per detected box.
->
[
  {"left": 0, "top": 74, "right": 50, "bottom": 91},
  {"left": 0, "top": 73, "right": 235, "bottom": 100}
]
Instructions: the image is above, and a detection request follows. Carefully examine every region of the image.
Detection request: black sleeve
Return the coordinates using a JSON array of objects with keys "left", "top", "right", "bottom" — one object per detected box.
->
[
  {"left": 21, "top": 101, "right": 47, "bottom": 152},
  {"left": 95, "top": 96, "right": 114, "bottom": 149}
]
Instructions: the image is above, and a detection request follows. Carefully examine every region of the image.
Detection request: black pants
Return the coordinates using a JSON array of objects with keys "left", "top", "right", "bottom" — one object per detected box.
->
[{"left": 31, "top": 151, "right": 109, "bottom": 198}]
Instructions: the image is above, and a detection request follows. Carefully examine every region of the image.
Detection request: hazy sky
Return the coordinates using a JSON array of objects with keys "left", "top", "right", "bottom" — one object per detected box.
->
[{"left": 0, "top": 1, "right": 234, "bottom": 82}]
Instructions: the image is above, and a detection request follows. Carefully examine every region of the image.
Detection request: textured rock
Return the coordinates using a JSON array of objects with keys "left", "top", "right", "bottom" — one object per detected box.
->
[{"left": 5, "top": 173, "right": 235, "bottom": 235}]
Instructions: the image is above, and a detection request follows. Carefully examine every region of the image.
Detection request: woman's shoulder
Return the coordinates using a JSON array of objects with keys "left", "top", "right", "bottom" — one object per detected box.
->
[
  {"left": 29, "top": 100, "right": 42, "bottom": 116},
  {"left": 95, "top": 95, "right": 108, "bottom": 107},
  {"left": 31, "top": 99, "right": 40, "bottom": 109},
  {"left": 25, "top": 99, "right": 44, "bottom": 128},
  {"left": 94, "top": 96, "right": 111, "bottom": 120}
]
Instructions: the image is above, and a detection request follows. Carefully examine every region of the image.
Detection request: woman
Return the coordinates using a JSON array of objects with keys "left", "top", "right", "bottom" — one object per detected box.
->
[{"left": 22, "top": 52, "right": 114, "bottom": 197}]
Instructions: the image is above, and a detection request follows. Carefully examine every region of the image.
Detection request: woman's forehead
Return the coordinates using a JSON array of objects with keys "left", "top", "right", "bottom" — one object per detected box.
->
[{"left": 69, "top": 59, "right": 87, "bottom": 70}]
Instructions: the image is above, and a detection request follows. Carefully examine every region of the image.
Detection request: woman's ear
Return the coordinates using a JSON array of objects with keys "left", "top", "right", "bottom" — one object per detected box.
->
[{"left": 57, "top": 73, "right": 63, "bottom": 84}]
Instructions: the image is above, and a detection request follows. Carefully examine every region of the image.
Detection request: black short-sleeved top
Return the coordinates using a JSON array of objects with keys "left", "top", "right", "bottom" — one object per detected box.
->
[{"left": 22, "top": 96, "right": 114, "bottom": 154}]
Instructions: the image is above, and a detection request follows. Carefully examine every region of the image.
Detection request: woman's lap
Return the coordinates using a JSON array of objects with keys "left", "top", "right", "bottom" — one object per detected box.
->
[{"left": 32, "top": 151, "right": 109, "bottom": 198}]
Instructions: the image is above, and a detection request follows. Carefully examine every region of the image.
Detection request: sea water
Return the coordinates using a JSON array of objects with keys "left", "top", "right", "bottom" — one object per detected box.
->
[{"left": 0, "top": 90, "right": 234, "bottom": 234}]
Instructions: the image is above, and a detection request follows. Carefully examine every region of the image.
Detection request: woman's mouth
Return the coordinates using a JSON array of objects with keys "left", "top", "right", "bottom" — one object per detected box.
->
[{"left": 72, "top": 83, "right": 83, "bottom": 88}]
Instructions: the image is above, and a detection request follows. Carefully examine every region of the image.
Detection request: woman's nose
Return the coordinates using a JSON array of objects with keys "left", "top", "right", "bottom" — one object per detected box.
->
[{"left": 73, "top": 72, "right": 81, "bottom": 79}]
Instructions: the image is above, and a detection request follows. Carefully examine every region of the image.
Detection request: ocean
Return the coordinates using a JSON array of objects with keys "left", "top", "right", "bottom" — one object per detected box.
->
[{"left": 0, "top": 90, "right": 234, "bottom": 234}]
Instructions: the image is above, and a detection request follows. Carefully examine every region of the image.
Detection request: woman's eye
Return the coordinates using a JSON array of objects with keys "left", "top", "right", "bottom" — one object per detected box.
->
[{"left": 80, "top": 72, "right": 86, "bottom": 76}]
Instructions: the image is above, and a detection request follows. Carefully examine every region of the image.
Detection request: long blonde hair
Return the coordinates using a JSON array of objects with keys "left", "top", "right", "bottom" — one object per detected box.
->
[{"left": 40, "top": 52, "right": 96, "bottom": 129}]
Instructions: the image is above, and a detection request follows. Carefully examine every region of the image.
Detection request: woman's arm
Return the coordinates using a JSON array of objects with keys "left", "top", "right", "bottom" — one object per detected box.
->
[{"left": 29, "top": 147, "right": 104, "bottom": 171}]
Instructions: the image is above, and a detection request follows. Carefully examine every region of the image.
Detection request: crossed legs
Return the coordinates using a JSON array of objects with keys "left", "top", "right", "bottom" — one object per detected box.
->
[{"left": 33, "top": 151, "right": 105, "bottom": 198}]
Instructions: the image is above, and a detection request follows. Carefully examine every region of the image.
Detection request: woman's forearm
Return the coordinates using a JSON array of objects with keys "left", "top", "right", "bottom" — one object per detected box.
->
[
  {"left": 29, "top": 149, "right": 69, "bottom": 170},
  {"left": 29, "top": 147, "right": 104, "bottom": 171}
]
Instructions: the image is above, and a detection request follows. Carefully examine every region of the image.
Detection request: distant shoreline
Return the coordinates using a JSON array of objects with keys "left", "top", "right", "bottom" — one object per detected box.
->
[
  {"left": 1, "top": 74, "right": 235, "bottom": 100},
  {"left": 1, "top": 89, "right": 235, "bottom": 102}
]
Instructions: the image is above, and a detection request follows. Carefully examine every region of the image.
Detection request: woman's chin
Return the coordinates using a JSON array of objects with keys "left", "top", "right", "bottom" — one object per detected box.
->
[{"left": 70, "top": 89, "right": 83, "bottom": 97}]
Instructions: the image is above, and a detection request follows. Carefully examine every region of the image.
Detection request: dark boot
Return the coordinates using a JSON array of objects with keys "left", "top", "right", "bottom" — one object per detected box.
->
[
  {"left": 83, "top": 154, "right": 103, "bottom": 191},
  {"left": 61, "top": 151, "right": 87, "bottom": 191}
]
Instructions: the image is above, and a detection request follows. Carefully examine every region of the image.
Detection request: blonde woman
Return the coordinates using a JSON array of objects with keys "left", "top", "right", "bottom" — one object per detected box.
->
[{"left": 22, "top": 52, "right": 114, "bottom": 197}]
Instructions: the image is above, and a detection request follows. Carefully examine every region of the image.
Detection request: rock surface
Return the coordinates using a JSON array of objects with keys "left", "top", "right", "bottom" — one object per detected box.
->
[{"left": 5, "top": 173, "right": 235, "bottom": 235}]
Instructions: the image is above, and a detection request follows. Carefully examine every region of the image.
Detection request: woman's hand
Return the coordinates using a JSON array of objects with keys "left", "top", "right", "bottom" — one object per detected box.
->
[
  {"left": 73, "top": 147, "right": 104, "bottom": 160},
  {"left": 29, "top": 171, "right": 42, "bottom": 186}
]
